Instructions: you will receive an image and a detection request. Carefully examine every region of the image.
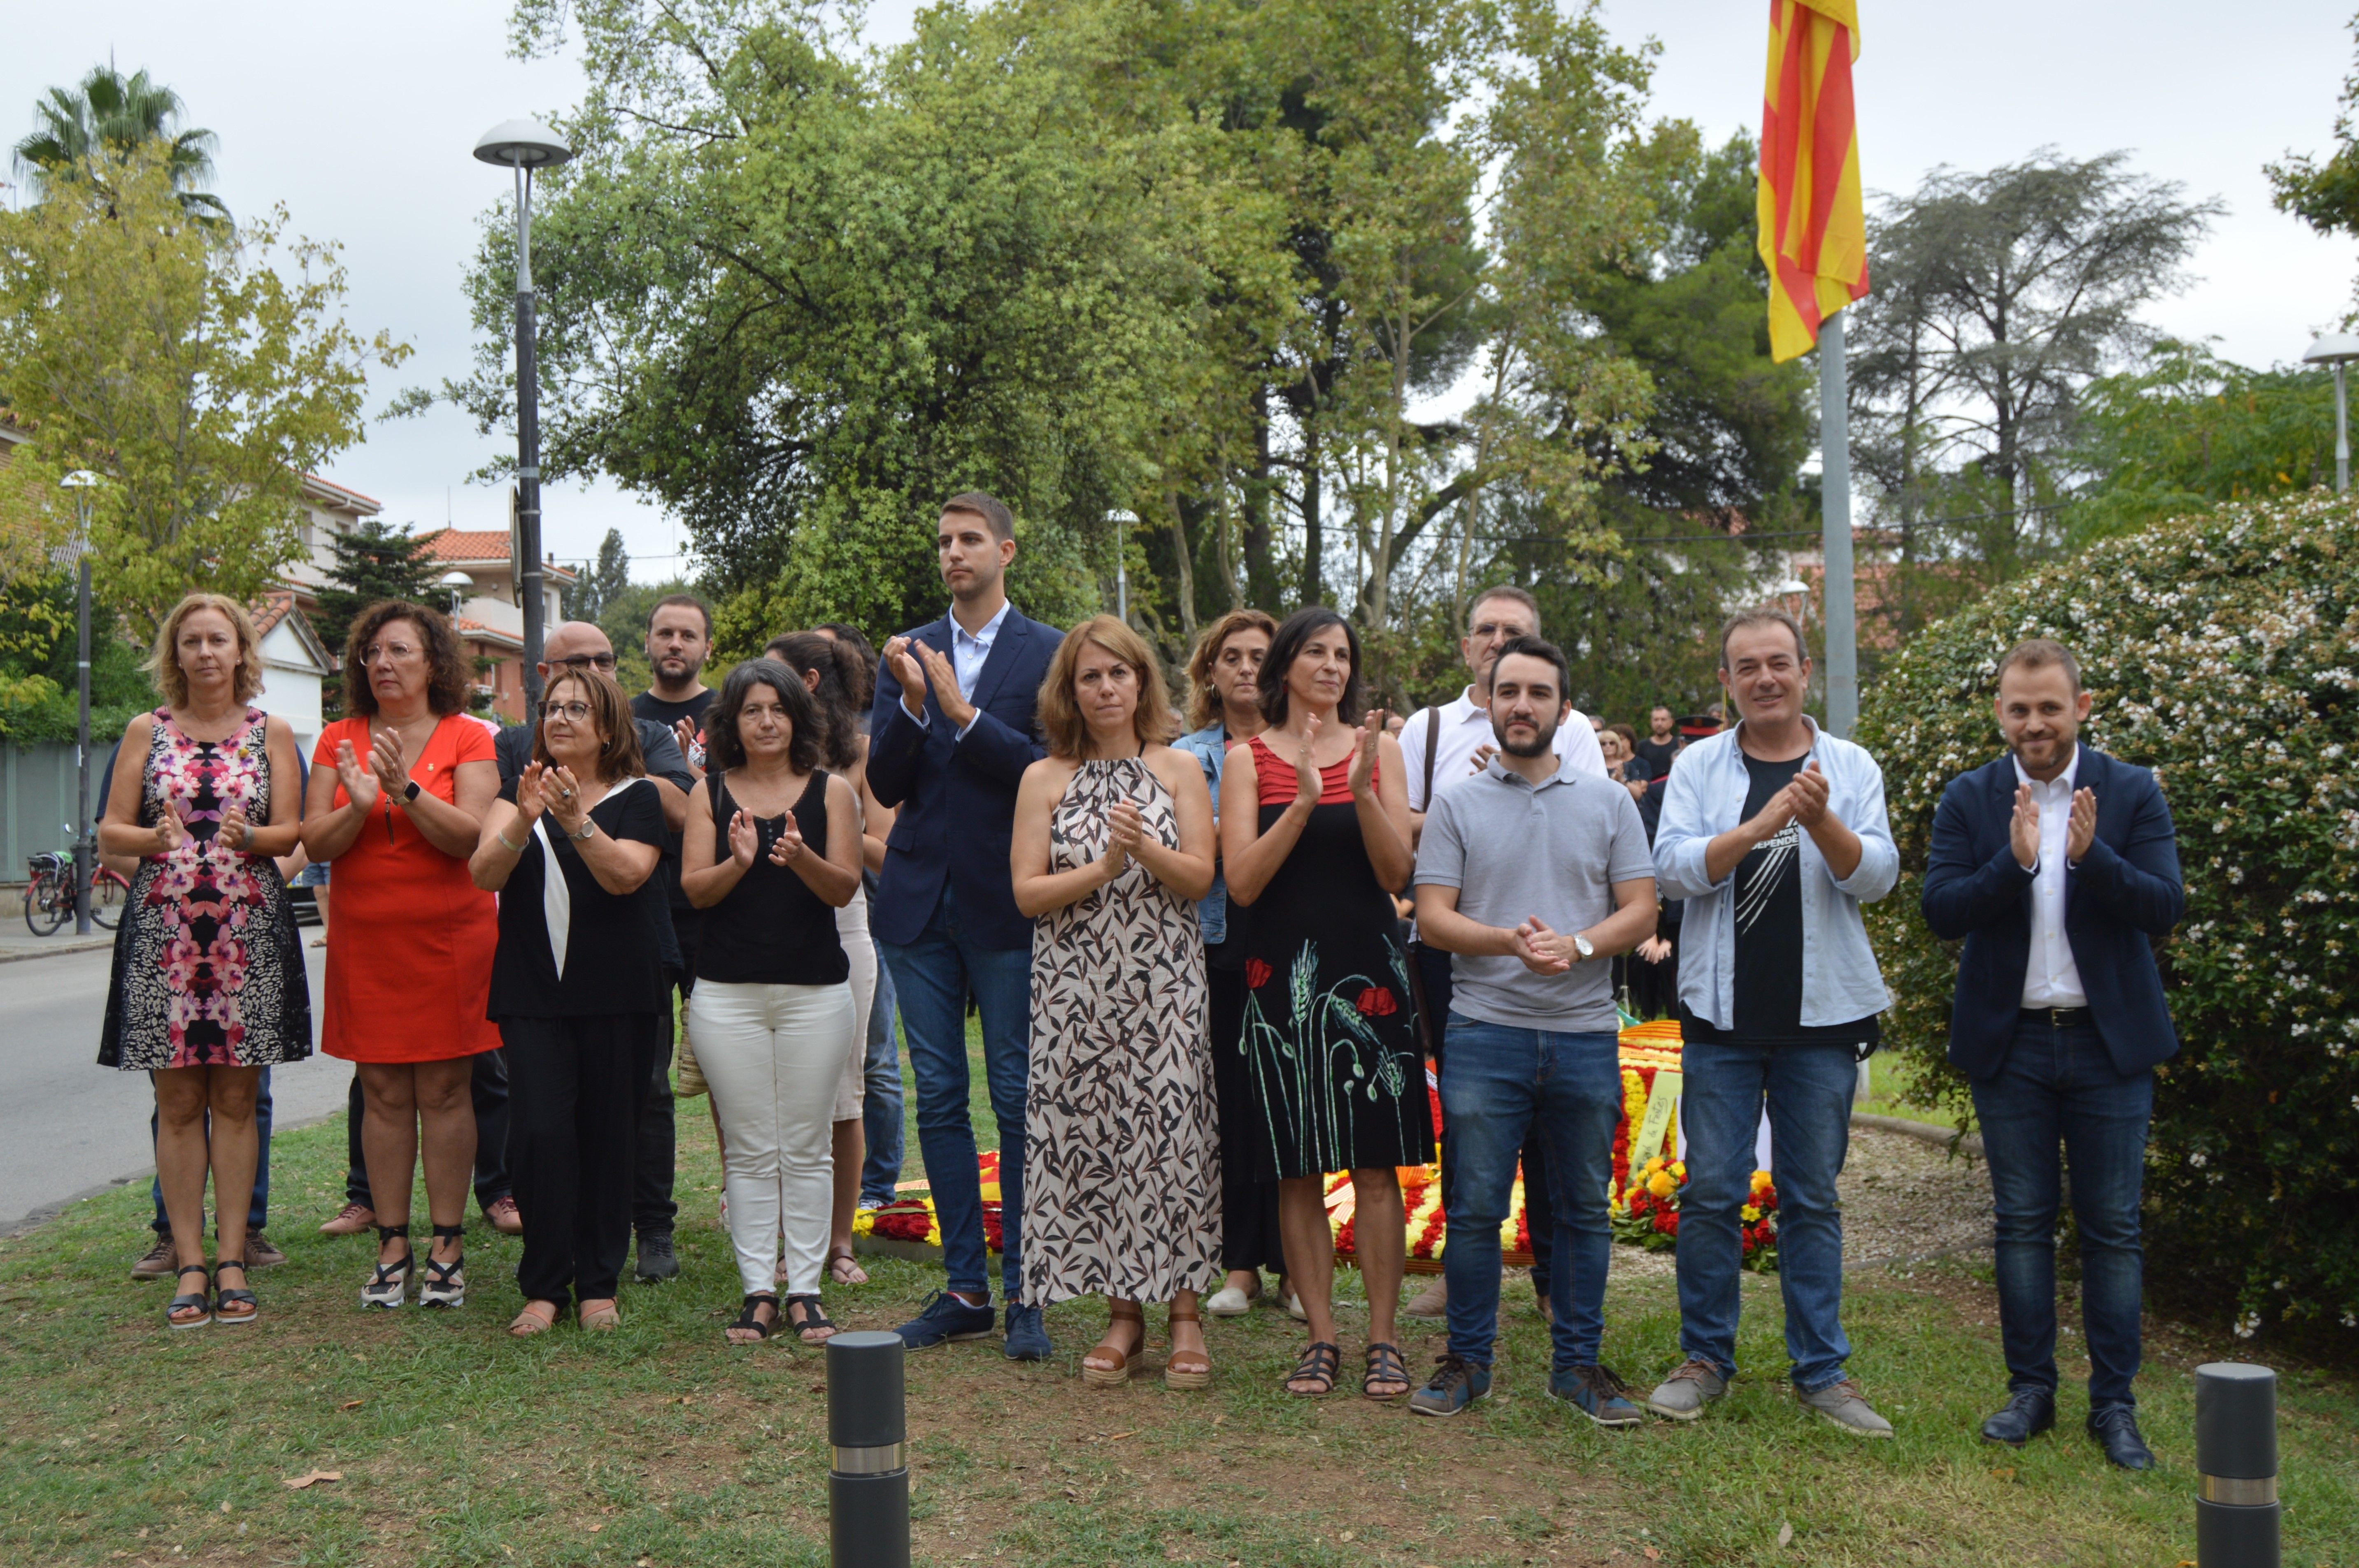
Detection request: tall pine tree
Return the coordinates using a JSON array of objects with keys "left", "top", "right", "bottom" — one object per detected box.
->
[
  {"left": 572, "top": 528, "right": 631, "bottom": 625},
  {"left": 314, "top": 520, "right": 436, "bottom": 716}
]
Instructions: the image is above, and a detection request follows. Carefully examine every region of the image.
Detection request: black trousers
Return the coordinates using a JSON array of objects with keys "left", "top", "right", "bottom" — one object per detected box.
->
[
  {"left": 504, "top": 1013, "right": 657, "bottom": 1308},
  {"left": 1208, "top": 964, "right": 1288, "bottom": 1277},
  {"left": 1415, "top": 942, "right": 1554, "bottom": 1298},
  {"left": 635, "top": 940, "right": 692, "bottom": 1240},
  {"left": 344, "top": 1052, "right": 512, "bottom": 1210}
]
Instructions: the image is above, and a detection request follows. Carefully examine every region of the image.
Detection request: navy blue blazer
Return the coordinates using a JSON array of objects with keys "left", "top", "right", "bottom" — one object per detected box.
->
[
  {"left": 865, "top": 608, "right": 1063, "bottom": 950},
  {"left": 1920, "top": 746, "right": 2185, "bottom": 1080}
]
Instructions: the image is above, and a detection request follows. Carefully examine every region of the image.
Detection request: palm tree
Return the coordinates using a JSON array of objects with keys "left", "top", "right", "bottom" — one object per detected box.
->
[{"left": 12, "top": 65, "right": 229, "bottom": 221}]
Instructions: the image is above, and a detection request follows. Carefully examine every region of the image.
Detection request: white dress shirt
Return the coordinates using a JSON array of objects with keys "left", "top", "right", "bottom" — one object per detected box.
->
[
  {"left": 2016, "top": 747, "right": 2088, "bottom": 1008},
  {"left": 912, "top": 597, "right": 1013, "bottom": 739},
  {"left": 1401, "top": 683, "right": 1608, "bottom": 811}
]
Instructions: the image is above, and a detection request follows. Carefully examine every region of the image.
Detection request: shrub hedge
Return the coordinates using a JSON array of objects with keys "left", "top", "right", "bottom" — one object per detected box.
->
[{"left": 1853, "top": 489, "right": 2359, "bottom": 1336}]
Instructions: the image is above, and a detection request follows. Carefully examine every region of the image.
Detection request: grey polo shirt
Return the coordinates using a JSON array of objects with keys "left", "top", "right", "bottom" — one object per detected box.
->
[{"left": 1414, "top": 760, "right": 1655, "bottom": 1034}]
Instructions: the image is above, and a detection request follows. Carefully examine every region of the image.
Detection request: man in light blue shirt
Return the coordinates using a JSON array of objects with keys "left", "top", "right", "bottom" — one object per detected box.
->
[{"left": 1647, "top": 607, "right": 1898, "bottom": 1438}]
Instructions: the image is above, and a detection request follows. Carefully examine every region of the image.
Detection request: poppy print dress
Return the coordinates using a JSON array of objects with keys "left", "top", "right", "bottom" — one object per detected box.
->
[
  {"left": 1236, "top": 735, "right": 1431, "bottom": 1181},
  {"left": 99, "top": 708, "right": 312, "bottom": 1070}
]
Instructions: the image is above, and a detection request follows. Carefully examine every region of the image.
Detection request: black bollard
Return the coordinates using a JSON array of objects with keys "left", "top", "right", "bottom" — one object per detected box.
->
[
  {"left": 2194, "top": 1362, "right": 2279, "bottom": 1568},
  {"left": 828, "top": 1329, "right": 910, "bottom": 1568}
]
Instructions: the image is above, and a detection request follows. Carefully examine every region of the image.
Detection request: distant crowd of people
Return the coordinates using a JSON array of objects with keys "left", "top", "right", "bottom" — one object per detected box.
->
[{"left": 96, "top": 488, "right": 2183, "bottom": 1468}]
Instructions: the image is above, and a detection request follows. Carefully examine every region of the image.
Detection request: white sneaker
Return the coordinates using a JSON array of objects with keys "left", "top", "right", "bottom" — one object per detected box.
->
[{"left": 1205, "top": 1285, "right": 1254, "bottom": 1317}]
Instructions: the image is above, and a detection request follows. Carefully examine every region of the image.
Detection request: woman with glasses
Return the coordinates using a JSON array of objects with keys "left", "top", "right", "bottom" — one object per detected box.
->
[
  {"left": 302, "top": 602, "right": 500, "bottom": 1312},
  {"left": 472, "top": 671, "right": 669, "bottom": 1335}
]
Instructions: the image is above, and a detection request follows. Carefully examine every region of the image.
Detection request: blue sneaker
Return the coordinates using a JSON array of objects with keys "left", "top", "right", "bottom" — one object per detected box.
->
[
  {"left": 1552, "top": 1363, "right": 1645, "bottom": 1427},
  {"left": 894, "top": 1290, "right": 997, "bottom": 1349},
  {"left": 1003, "top": 1301, "right": 1052, "bottom": 1361},
  {"left": 1407, "top": 1352, "right": 1492, "bottom": 1418}
]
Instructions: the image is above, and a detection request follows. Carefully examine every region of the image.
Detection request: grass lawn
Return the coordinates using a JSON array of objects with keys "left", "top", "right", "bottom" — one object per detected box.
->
[{"left": 4, "top": 1034, "right": 2355, "bottom": 1567}]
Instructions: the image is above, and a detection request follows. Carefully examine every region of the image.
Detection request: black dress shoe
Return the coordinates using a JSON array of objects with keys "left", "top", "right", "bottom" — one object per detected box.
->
[
  {"left": 634, "top": 1231, "right": 679, "bottom": 1284},
  {"left": 2087, "top": 1406, "right": 2155, "bottom": 1470},
  {"left": 1979, "top": 1386, "right": 2057, "bottom": 1446}
]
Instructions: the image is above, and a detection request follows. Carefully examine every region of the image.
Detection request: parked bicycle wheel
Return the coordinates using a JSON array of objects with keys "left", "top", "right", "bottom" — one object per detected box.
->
[
  {"left": 90, "top": 869, "right": 128, "bottom": 931},
  {"left": 22, "top": 873, "right": 67, "bottom": 936}
]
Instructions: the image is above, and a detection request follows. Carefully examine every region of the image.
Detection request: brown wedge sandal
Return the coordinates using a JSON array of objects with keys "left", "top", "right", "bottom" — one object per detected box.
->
[
  {"left": 1082, "top": 1300, "right": 1146, "bottom": 1387},
  {"left": 1163, "top": 1303, "right": 1210, "bottom": 1391}
]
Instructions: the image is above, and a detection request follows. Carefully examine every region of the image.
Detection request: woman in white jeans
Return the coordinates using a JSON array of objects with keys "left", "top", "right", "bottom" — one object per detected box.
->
[{"left": 681, "top": 659, "right": 862, "bottom": 1344}]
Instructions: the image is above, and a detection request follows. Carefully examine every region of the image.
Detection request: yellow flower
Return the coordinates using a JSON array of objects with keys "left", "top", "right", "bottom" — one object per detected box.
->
[
  {"left": 1671, "top": 1161, "right": 1687, "bottom": 1179},
  {"left": 1647, "top": 1170, "right": 1677, "bottom": 1199},
  {"left": 1749, "top": 1169, "right": 1773, "bottom": 1193},
  {"left": 1642, "top": 1157, "right": 1665, "bottom": 1175},
  {"left": 1741, "top": 1205, "right": 1761, "bottom": 1222}
]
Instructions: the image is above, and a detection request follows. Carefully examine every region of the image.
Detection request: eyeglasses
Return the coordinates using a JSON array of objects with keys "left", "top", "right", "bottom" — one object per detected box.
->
[
  {"left": 360, "top": 642, "right": 419, "bottom": 664},
  {"left": 549, "top": 652, "right": 617, "bottom": 671},
  {"left": 540, "top": 700, "right": 593, "bottom": 721}
]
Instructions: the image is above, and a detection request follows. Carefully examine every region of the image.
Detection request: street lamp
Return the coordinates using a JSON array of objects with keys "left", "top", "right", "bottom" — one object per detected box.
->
[
  {"left": 439, "top": 570, "right": 475, "bottom": 621},
  {"left": 1108, "top": 509, "right": 1136, "bottom": 623},
  {"left": 2303, "top": 334, "right": 2359, "bottom": 493},
  {"left": 56, "top": 471, "right": 102, "bottom": 935},
  {"left": 473, "top": 118, "right": 574, "bottom": 717}
]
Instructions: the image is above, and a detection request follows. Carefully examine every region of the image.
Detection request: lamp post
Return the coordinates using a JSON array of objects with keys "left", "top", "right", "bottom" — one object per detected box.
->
[
  {"left": 1108, "top": 509, "right": 1136, "bottom": 623},
  {"left": 439, "top": 570, "right": 474, "bottom": 621},
  {"left": 473, "top": 119, "right": 575, "bottom": 718},
  {"left": 57, "top": 471, "right": 101, "bottom": 936},
  {"left": 2303, "top": 334, "right": 2359, "bottom": 493}
]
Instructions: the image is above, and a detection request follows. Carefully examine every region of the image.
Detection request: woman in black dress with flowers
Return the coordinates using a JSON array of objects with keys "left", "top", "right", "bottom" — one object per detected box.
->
[{"left": 1221, "top": 608, "right": 1428, "bottom": 1400}]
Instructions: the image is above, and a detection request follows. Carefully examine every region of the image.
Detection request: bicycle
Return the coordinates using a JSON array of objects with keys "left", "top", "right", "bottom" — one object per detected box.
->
[{"left": 22, "top": 847, "right": 128, "bottom": 936}]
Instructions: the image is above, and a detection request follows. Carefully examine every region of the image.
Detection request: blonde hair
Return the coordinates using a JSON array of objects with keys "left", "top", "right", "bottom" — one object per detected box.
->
[
  {"left": 1037, "top": 615, "right": 1179, "bottom": 758},
  {"left": 148, "top": 593, "right": 265, "bottom": 708},
  {"left": 1183, "top": 608, "right": 1280, "bottom": 729}
]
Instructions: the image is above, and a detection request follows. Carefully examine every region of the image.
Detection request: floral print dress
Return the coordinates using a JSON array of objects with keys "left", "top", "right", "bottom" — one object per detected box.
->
[{"left": 98, "top": 708, "right": 312, "bottom": 1071}]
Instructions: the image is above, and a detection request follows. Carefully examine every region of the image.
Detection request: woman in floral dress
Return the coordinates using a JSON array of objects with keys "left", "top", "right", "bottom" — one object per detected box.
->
[
  {"left": 1011, "top": 616, "right": 1221, "bottom": 1389},
  {"left": 99, "top": 594, "right": 311, "bottom": 1330}
]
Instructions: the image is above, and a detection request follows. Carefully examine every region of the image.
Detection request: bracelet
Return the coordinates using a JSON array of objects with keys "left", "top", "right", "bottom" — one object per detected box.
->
[{"left": 496, "top": 829, "right": 527, "bottom": 854}]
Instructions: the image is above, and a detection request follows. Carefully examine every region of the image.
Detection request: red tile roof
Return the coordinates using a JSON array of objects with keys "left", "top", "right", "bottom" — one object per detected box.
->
[
  {"left": 251, "top": 589, "right": 295, "bottom": 638},
  {"left": 418, "top": 527, "right": 577, "bottom": 581}
]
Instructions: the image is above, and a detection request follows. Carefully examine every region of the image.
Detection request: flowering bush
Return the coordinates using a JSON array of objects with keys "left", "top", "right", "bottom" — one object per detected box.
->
[
  {"left": 1852, "top": 489, "right": 2359, "bottom": 1333},
  {"left": 1613, "top": 1159, "right": 1779, "bottom": 1268}
]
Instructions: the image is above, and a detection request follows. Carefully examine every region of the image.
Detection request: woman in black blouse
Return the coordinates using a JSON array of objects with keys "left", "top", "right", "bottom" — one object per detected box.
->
[
  {"left": 681, "top": 660, "right": 863, "bottom": 1344},
  {"left": 470, "top": 669, "right": 668, "bottom": 1336}
]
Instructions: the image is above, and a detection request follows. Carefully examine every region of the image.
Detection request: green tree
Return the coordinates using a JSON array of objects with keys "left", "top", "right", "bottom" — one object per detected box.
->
[
  {"left": 2267, "top": 13, "right": 2359, "bottom": 301},
  {"left": 10, "top": 64, "right": 229, "bottom": 222},
  {"left": 0, "top": 148, "right": 409, "bottom": 639},
  {"left": 572, "top": 527, "right": 631, "bottom": 626}
]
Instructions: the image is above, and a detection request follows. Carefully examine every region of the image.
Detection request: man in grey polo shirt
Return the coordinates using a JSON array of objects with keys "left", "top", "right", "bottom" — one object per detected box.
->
[{"left": 1407, "top": 636, "right": 1659, "bottom": 1425}]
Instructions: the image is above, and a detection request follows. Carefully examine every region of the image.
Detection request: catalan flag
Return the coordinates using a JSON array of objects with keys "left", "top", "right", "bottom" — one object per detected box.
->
[{"left": 1757, "top": 0, "right": 1869, "bottom": 362}]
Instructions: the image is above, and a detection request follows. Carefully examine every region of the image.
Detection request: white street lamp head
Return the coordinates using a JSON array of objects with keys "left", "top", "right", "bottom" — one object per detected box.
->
[
  {"left": 2302, "top": 334, "right": 2359, "bottom": 367},
  {"left": 440, "top": 571, "right": 475, "bottom": 589},
  {"left": 472, "top": 121, "right": 574, "bottom": 170},
  {"left": 59, "top": 470, "right": 102, "bottom": 488}
]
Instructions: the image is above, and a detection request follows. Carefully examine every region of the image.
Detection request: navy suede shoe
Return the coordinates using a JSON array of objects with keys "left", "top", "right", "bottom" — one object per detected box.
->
[
  {"left": 1003, "top": 1301, "right": 1052, "bottom": 1361},
  {"left": 894, "top": 1289, "right": 997, "bottom": 1349}
]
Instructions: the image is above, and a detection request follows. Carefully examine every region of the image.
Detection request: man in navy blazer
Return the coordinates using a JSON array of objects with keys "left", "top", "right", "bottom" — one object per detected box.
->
[
  {"left": 1922, "top": 638, "right": 2184, "bottom": 1471},
  {"left": 866, "top": 491, "right": 1063, "bottom": 1359}
]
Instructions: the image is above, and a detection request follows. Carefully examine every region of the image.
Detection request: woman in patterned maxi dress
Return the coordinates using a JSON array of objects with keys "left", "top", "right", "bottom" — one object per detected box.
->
[
  {"left": 1011, "top": 616, "right": 1221, "bottom": 1389},
  {"left": 98, "top": 595, "right": 312, "bottom": 1329}
]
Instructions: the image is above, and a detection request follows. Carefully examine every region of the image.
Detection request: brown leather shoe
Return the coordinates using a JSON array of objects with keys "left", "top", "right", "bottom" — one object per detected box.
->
[
  {"left": 483, "top": 1197, "right": 523, "bottom": 1236},
  {"left": 244, "top": 1231, "right": 288, "bottom": 1268},
  {"left": 1403, "top": 1275, "right": 1448, "bottom": 1319},
  {"left": 319, "top": 1202, "right": 375, "bottom": 1237},
  {"left": 131, "top": 1234, "right": 177, "bottom": 1281}
]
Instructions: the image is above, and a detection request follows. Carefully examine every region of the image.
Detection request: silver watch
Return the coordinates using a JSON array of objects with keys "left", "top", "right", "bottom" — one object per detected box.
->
[
  {"left": 1572, "top": 934, "right": 1596, "bottom": 962},
  {"left": 568, "top": 818, "right": 596, "bottom": 842}
]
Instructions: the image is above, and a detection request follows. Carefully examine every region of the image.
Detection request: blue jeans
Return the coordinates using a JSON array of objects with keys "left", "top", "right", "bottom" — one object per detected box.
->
[
  {"left": 859, "top": 934, "right": 907, "bottom": 1206},
  {"left": 881, "top": 886, "right": 1031, "bottom": 1301},
  {"left": 1676, "top": 1040, "right": 1856, "bottom": 1392},
  {"left": 1972, "top": 1015, "right": 2152, "bottom": 1413},
  {"left": 150, "top": 1067, "right": 272, "bottom": 1234},
  {"left": 1439, "top": 1016, "right": 1621, "bottom": 1369}
]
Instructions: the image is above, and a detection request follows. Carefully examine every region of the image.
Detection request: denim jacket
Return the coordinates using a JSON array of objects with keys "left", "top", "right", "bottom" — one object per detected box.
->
[
  {"left": 1173, "top": 721, "right": 1234, "bottom": 944},
  {"left": 1654, "top": 717, "right": 1897, "bottom": 1030}
]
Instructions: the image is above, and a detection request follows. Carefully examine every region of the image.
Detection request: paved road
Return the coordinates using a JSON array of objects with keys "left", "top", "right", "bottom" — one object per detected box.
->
[{"left": 0, "top": 943, "right": 351, "bottom": 1233}]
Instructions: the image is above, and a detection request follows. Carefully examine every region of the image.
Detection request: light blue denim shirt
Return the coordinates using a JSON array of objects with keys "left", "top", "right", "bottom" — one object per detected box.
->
[
  {"left": 1174, "top": 721, "right": 1234, "bottom": 945},
  {"left": 1654, "top": 717, "right": 1897, "bottom": 1030}
]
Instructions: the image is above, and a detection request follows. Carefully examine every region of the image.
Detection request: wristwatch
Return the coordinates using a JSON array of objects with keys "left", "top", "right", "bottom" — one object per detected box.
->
[
  {"left": 1572, "top": 934, "right": 1596, "bottom": 963},
  {"left": 401, "top": 779, "right": 421, "bottom": 804},
  {"left": 568, "top": 818, "right": 596, "bottom": 842}
]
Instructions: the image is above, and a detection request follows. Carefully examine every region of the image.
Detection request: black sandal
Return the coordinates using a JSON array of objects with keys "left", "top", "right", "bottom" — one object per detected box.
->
[
  {"left": 728, "top": 1292, "right": 781, "bottom": 1344},
  {"left": 166, "top": 1263, "right": 212, "bottom": 1331},
  {"left": 1364, "top": 1341, "right": 1410, "bottom": 1401},
  {"left": 212, "top": 1261, "right": 258, "bottom": 1327},
  {"left": 418, "top": 1223, "right": 465, "bottom": 1309},
  {"left": 361, "top": 1224, "right": 411, "bottom": 1310},
  {"left": 1285, "top": 1340, "right": 1341, "bottom": 1398},
  {"left": 784, "top": 1293, "right": 836, "bottom": 1344}
]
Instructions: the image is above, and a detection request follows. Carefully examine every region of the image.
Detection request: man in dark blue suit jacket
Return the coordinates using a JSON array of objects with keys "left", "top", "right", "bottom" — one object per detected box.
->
[
  {"left": 866, "top": 491, "right": 1063, "bottom": 1359},
  {"left": 1922, "top": 638, "right": 2185, "bottom": 1471}
]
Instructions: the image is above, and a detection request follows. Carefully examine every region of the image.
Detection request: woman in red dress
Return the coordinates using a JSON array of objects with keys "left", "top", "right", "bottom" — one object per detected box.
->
[{"left": 301, "top": 601, "right": 500, "bottom": 1311}]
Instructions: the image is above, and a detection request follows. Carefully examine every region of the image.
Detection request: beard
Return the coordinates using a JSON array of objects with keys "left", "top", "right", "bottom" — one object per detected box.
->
[{"left": 1495, "top": 718, "right": 1556, "bottom": 758}]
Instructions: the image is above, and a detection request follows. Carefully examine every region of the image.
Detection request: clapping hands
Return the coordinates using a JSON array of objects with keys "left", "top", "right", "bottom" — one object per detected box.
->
[
  {"left": 218, "top": 800, "right": 253, "bottom": 853},
  {"left": 1349, "top": 710, "right": 1386, "bottom": 799},
  {"left": 333, "top": 740, "right": 380, "bottom": 812},
  {"left": 1511, "top": 915, "right": 1575, "bottom": 976},
  {"left": 150, "top": 802, "right": 191, "bottom": 857}
]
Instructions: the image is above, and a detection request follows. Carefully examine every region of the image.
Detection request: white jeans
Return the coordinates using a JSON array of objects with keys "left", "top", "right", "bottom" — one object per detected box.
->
[
  {"left": 690, "top": 979, "right": 858, "bottom": 1296},
  {"left": 833, "top": 892, "right": 877, "bottom": 1122}
]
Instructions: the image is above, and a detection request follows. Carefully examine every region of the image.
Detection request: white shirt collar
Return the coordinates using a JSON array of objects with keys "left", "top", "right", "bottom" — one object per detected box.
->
[
  {"left": 2011, "top": 744, "right": 2080, "bottom": 793},
  {"left": 949, "top": 598, "right": 1013, "bottom": 649},
  {"left": 1446, "top": 683, "right": 1486, "bottom": 721}
]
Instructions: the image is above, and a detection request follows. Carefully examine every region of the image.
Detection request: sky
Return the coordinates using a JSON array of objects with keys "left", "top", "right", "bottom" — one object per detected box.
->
[{"left": 5, "top": 1, "right": 2354, "bottom": 583}]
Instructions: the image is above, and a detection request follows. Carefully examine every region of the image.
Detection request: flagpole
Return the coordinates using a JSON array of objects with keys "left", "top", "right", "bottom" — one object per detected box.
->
[{"left": 1819, "top": 309, "right": 1858, "bottom": 738}]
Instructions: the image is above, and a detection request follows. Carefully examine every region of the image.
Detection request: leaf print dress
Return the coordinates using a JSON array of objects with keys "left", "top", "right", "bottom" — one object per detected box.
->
[
  {"left": 1020, "top": 757, "right": 1222, "bottom": 1307},
  {"left": 98, "top": 708, "right": 312, "bottom": 1071},
  {"left": 1238, "top": 735, "right": 1432, "bottom": 1181}
]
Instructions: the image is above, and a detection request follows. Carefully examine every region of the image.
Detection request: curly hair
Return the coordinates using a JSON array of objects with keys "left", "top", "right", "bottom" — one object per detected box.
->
[
  {"left": 705, "top": 659, "right": 824, "bottom": 775},
  {"left": 147, "top": 593, "right": 265, "bottom": 708},
  {"left": 533, "top": 669, "right": 646, "bottom": 783},
  {"left": 343, "top": 600, "right": 472, "bottom": 717},
  {"left": 1182, "top": 608, "right": 1279, "bottom": 730},
  {"left": 1036, "top": 615, "right": 1179, "bottom": 759},
  {"left": 1260, "top": 607, "right": 1367, "bottom": 729}
]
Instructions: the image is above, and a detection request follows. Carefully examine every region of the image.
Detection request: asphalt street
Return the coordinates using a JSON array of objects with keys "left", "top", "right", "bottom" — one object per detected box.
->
[{"left": 0, "top": 942, "right": 349, "bottom": 1233}]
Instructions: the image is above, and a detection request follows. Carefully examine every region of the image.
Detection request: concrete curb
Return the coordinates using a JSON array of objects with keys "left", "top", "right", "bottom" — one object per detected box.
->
[
  {"left": 0, "top": 936, "right": 112, "bottom": 964},
  {"left": 1852, "top": 1109, "right": 1983, "bottom": 1160}
]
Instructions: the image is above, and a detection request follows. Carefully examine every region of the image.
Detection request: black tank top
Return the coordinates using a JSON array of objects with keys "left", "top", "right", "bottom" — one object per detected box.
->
[{"left": 693, "top": 769, "right": 851, "bottom": 986}]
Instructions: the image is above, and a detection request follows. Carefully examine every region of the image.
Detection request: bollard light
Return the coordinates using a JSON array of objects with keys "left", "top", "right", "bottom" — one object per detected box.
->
[
  {"left": 828, "top": 1329, "right": 910, "bottom": 1568},
  {"left": 2194, "top": 1361, "right": 2280, "bottom": 1568}
]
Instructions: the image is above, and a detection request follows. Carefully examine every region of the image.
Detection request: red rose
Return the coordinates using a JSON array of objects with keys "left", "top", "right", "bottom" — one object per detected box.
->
[
  {"left": 1356, "top": 986, "right": 1398, "bottom": 1017},
  {"left": 1246, "top": 957, "right": 1272, "bottom": 989}
]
